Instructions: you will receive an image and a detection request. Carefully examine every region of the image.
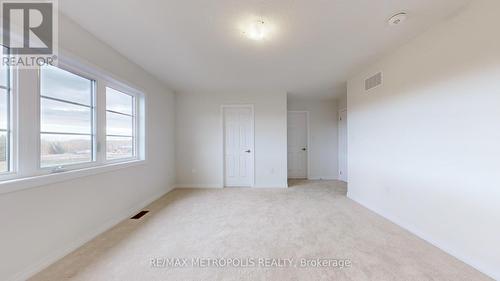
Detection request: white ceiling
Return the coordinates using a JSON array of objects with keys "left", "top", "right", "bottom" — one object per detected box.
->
[{"left": 60, "top": 0, "right": 470, "bottom": 98}]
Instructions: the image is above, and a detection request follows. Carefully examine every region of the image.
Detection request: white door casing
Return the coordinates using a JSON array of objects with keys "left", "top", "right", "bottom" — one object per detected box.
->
[
  {"left": 223, "top": 105, "right": 254, "bottom": 187},
  {"left": 287, "top": 111, "right": 308, "bottom": 179},
  {"left": 338, "top": 109, "right": 348, "bottom": 182}
]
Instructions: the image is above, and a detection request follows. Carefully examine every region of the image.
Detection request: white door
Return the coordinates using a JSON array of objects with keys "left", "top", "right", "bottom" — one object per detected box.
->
[
  {"left": 223, "top": 106, "right": 254, "bottom": 187},
  {"left": 338, "top": 109, "right": 348, "bottom": 182},
  {"left": 287, "top": 111, "right": 308, "bottom": 179}
]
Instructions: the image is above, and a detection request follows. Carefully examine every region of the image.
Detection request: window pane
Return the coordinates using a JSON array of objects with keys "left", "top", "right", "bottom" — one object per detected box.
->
[
  {"left": 0, "top": 46, "right": 8, "bottom": 87},
  {"left": 40, "top": 66, "right": 94, "bottom": 168},
  {"left": 0, "top": 89, "right": 7, "bottom": 130},
  {"left": 0, "top": 64, "right": 7, "bottom": 88},
  {"left": 0, "top": 131, "right": 7, "bottom": 173},
  {"left": 41, "top": 65, "right": 92, "bottom": 106},
  {"left": 106, "top": 111, "right": 133, "bottom": 136},
  {"left": 41, "top": 134, "right": 92, "bottom": 167},
  {"left": 41, "top": 98, "right": 91, "bottom": 134},
  {"left": 106, "top": 136, "right": 133, "bottom": 160},
  {"left": 106, "top": 88, "right": 133, "bottom": 115},
  {"left": 106, "top": 87, "right": 136, "bottom": 161}
]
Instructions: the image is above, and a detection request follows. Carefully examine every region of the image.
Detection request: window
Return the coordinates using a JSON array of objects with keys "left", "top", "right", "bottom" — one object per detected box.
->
[
  {"left": 0, "top": 57, "right": 145, "bottom": 188},
  {"left": 106, "top": 87, "right": 136, "bottom": 160},
  {"left": 0, "top": 46, "right": 11, "bottom": 173},
  {"left": 40, "top": 65, "right": 95, "bottom": 168}
]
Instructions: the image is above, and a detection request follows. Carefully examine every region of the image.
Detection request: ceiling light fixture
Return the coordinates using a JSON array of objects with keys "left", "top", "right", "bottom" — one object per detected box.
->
[
  {"left": 243, "top": 20, "right": 268, "bottom": 41},
  {"left": 388, "top": 12, "right": 408, "bottom": 26}
]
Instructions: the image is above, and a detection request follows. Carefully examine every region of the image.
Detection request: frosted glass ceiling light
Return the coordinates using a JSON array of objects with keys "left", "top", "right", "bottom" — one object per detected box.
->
[{"left": 244, "top": 20, "right": 268, "bottom": 41}]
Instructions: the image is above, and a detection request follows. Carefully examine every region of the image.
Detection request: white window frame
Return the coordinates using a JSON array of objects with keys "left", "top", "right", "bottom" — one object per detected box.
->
[
  {"left": 38, "top": 63, "right": 98, "bottom": 172},
  {"left": 0, "top": 55, "right": 147, "bottom": 194},
  {"left": 104, "top": 86, "right": 139, "bottom": 164},
  {"left": 0, "top": 56, "right": 18, "bottom": 181}
]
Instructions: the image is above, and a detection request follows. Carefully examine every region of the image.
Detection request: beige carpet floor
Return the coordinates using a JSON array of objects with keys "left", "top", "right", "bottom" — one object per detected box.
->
[{"left": 31, "top": 180, "right": 490, "bottom": 281}]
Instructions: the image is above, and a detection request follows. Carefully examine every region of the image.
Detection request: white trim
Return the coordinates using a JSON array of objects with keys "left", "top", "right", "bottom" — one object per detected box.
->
[
  {"left": 252, "top": 185, "right": 288, "bottom": 189},
  {"left": 337, "top": 108, "right": 348, "bottom": 182},
  {"left": 221, "top": 104, "right": 255, "bottom": 188},
  {"left": 0, "top": 61, "right": 18, "bottom": 181},
  {"left": 307, "top": 177, "right": 339, "bottom": 181},
  {"left": 7, "top": 186, "right": 173, "bottom": 281},
  {"left": 0, "top": 159, "right": 145, "bottom": 195},
  {"left": 95, "top": 78, "right": 106, "bottom": 163},
  {"left": 287, "top": 111, "right": 310, "bottom": 179},
  {"left": 9, "top": 63, "right": 17, "bottom": 175},
  {"left": 174, "top": 184, "right": 224, "bottom": 189},
  {"left": 172, "top": 184, "right": 288, "bottom": 189}
]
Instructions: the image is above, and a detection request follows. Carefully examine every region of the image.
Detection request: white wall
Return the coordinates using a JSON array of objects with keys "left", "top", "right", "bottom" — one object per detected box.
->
[
  {"left": 287, "top": 98, "right": 339, "bottom": 180},
  {"left": 337, "top": 93, "right": 347, "bottom": 111},
  {"left": 0, "top": 15, "right": 176, "bottom": 281},
  {"left": 347, "top": 0, "right": 500, "bottom": 279},
  {"left": 175, "top": 91, "right": 288, "bottom": 188}
]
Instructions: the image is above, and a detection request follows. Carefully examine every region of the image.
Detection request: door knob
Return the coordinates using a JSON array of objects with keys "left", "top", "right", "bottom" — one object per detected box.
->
[
  {"left": 245, "top": 150, "right": 251, "bottom": 153},
  {"left": 302, "top": 148, "right": 307, "bottom": 151}
]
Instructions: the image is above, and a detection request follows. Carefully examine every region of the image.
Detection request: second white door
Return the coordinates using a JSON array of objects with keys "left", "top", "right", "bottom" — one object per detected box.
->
[
  {"left": 223, "top": 106, "right": 254, "bottom": 187},
  {"left": 288, "top": 111, "right": 308, "bottom": 179}
]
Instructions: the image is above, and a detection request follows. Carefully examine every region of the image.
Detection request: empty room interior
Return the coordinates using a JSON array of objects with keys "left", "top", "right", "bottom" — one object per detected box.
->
[{"left": 1, "top": 0, "right": 499, "bottom": 280}]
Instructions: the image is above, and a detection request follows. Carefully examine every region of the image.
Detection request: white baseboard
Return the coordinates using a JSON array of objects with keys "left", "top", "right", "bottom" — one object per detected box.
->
[
  {"left": 8, "top": 187, "right": 174, "bottom": 281},
  {"left": 174, "top": 184, "right": 223, "bottom": 189},
  {"left": 253, "top": 185, "right": 288, "bottom": 188},
  {"left": 307, "top": 177, "right": 339, "bottom": 180},
  {"left": 348, "top": 195, "right": 497, "bottom": 280},
  {"left": 174, "top": 184, "right": 288, "bottom": 189}
]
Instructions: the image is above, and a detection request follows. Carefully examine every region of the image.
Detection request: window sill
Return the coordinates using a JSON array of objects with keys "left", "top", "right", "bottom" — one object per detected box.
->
[{"left": 0, "top": 160, "right": 146, "bottom": 195}]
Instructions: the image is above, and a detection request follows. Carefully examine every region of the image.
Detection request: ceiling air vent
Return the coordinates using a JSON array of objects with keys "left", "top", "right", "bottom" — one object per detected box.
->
[{"left": 365, "top": 72, "right": 382, "bottom": 91}]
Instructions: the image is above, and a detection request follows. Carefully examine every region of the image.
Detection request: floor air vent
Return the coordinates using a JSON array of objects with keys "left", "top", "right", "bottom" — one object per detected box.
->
[
  {"left": 365, "top": 72, "right": 382, "bottom": 91},
  {"left": 131, "top": 210, "right": 149, "bottom": 220}
]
